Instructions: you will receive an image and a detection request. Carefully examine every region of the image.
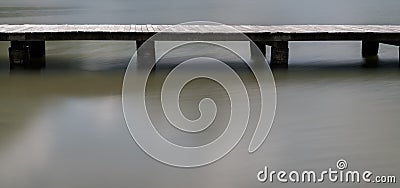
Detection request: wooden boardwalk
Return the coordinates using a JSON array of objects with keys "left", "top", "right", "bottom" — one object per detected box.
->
[
  {"left": 1, "top": 24, "right": 400, "bottom": 68},
  {"left": 1, "top": 24, "right": 400, "bottom": 34}
]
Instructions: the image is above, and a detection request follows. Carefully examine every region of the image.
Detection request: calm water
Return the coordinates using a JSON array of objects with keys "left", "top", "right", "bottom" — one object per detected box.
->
[{"left": 0, "top": 1, "right": 400, "bottom": 188}]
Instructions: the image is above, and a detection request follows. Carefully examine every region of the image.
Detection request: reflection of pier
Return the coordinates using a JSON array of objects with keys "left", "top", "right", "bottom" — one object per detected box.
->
[{"left": 1, "top": 24, "right": 399, "bottom": 68}]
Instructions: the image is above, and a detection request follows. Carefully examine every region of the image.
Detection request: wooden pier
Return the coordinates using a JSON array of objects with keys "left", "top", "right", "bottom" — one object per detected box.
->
[{"left": 1, "top": 24, "right": 400, "bottom": 68}]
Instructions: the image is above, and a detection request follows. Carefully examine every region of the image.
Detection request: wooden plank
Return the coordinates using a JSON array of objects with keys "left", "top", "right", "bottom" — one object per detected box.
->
[
  {"left": 187, "top": 25, "right": 201, "bottom": 33},
  {"left": 146, "top": 24, "right": 154, "bottom": 32},
  {"left": 136, "top": 25, "right": 142, "bottom": 32},
  {"left": 1, "top": 24, "right": 400, "bottom": 42},
  {"left": 196, "top": 25, "right": 209, "bottom": 33},
  {"left": 1, "top": 24, "right": 400, "bottom": 34},
  {"left": 192, "top": 25, "right": 204, "bottom": 33},
  {"left": 158, "top": 25, "right": 169, "bottom": 32},
  {"left": 140, "top": 25, "right": 146, "bottom": 32},
  {"left": 152, "top": 25, "right": 161, "bottom": 32}
]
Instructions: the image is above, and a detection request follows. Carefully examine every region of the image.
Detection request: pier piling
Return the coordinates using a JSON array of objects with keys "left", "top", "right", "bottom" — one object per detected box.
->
[
  {"left": 9, "top": 41, "right": 45, "bottom": 69},
  {"left": 362, "top": 41, "right": 379, "bottom": 57},
  {"left": 251, "top": 41, "right": 266, "bottom": 58},
  {"left": 270, "top": 41, "right": 289, "bottom": 68}
]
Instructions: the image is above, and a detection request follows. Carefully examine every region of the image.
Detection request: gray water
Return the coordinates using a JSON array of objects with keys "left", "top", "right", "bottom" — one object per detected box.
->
[{"left": 0, "top": 1, "right": 400, "bottom": 188}]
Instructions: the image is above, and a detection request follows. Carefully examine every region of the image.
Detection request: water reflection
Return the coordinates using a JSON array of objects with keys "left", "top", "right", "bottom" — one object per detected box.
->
[{"left": 0, "top": 48, "right": 399, "bottom": 187}]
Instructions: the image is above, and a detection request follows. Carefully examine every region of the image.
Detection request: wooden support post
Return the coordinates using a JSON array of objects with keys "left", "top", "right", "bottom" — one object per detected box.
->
[
  {"left": 28, "top": 41, "right": 46, "bottom": 57},
  {"left": 9, "top": 41, "right": 30, "bottom": 69},
  {"left": 136, "top": 40, "right": 156, "bottom": 69},
  {"left": 27, "top": 41, "right": 46, "bottom": 68},
  {"left": 251, "top": 41, "right": 266, "bottom": 58},
  {"left": 270, "top": 41, "right": 289, "bottom": 68},
  {"left": 136, "top": 40, "right": 144, "bottom": 49},
  {"left": 9, "top": 41, "right": 46, "bottom": 69},
  {"left": 362, "top": 41, "right": 379, "bottom": 57}
]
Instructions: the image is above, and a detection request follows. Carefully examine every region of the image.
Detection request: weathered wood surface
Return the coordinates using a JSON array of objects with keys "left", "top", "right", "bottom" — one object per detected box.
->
[
  {"left": 0, "top": 24, "right": 400, "bottom": 42},
  {"left": 1, "top": 24, "right": 400, "bottom": 33}
]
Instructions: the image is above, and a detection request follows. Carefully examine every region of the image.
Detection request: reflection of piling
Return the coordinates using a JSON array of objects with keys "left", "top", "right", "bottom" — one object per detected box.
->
[{"left": 9, "top": 41, "right": 45, "bottom": 69}]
